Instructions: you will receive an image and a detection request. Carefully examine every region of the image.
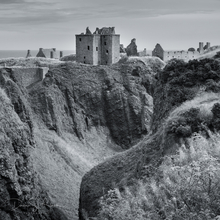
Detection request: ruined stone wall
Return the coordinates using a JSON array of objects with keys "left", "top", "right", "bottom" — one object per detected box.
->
[
  {"left": 138, "top": 49, "right": 147, "bottom": 57},
  {"left": 163, "top": 51, "right": 200, "bottom": 62},
  {"left": 100, "top": 35, "right": 120, "bottom": 65},
  {"left": 76, "top": 35, "right": 94, "bottom": 64},
  {"left": 11, "top": 67, "right": 48, "bottom": 88},
  {"left": 111, "top": 35, "right": 120, "bottom": 64},
  {"left": 101, "top": 35, "right": 112, "bottom": 65},
  {"left": 152, "top": 44, "right": 164, "bottom": 60},
  {"left": 76, "top": 33, "right": 120, "bottom": 65},
  {"left": 93, "top": 35, "right": 101, "bottom": 65}
]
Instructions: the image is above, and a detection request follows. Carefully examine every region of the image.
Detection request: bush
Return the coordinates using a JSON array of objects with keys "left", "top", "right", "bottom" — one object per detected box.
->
[
  {"left": 98, "top": 133, "right": 220, "bottom": 220},
  {"left": 159, "top": 58, "right": 220, "bottom": 89}
]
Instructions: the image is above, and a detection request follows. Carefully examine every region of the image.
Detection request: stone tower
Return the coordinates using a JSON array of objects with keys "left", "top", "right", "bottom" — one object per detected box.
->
[
  {"left": 26, "top": 50, "right": 32, "bottom": 58},
  {"left": 199, "top": 42, "right": 204, "bottom": 53},
  {"left": 76, "top": 27, "right": 120, "bottom": 65},
  {"left": 206, "top": 42, "right": 211, "bottom": 50}
]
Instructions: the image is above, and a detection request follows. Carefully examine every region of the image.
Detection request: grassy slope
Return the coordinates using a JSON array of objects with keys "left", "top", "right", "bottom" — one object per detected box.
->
[
  {"left": 79, "top": 55, "right": 220, "bottom": 218},
  {"left": 80, "top": 90, "right": 220, "bottom": 219},
  {"left": 32, "top": 126, "right": 118, "bottom": 219},
  {"left": 0, "top": 57, "right": 124, "bottom": 220},
  {"left": 97, "top": 132, "right": 220, "bottom": 219}
]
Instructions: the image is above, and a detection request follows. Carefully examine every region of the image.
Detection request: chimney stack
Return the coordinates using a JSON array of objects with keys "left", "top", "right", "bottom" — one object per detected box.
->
[
  {"left": 50, "top": 51, "right": 54, "bottom": 58},
  {"left": 206, "top": 42, "right": 211, "bottom": 50},
  {"left": 199, "top": 42, "right": 204, "bottom": 53}
]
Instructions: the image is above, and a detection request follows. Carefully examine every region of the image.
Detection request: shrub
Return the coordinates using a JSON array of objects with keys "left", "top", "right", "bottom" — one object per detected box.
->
[
  {"left": 159, "top": 58, "right": 220, "bottom": 88},
  {"left": 214, "top": 51, "right": 220, "bottom": 59},
  {"left": 98, "top": 133, "right": 220, "bottom": 220}
]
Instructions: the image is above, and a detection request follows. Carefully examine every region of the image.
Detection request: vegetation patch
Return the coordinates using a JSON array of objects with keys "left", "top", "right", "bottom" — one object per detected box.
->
[{"left": 97, "top": 133, "right": 220, "bottom": 220}]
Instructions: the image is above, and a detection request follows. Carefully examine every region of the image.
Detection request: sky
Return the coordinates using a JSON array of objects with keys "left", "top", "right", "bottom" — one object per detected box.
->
[{"left": 0, "top": 0, "right": 220, "bottom": 51}]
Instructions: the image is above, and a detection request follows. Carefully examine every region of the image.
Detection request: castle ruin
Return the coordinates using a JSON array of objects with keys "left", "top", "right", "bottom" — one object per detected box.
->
[
  {"left": 75, "top": 27, "right": 120, "bottom": 65},
  {"left": 152, "top": 42, "right": 211, "bottom": 62}
]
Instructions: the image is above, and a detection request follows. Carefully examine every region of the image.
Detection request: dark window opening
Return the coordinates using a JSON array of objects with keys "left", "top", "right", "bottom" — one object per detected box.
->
[
  {"left": 84, "top": 61, "right": 86, "bottom": 63},
  {"left": 106, "top": 50, "right": 108, "bottom": 54},
  {"left": 104, "top": 42, "right": 107, "bottom": 45},
  {"left": 84, "top": 56, "right": 86, "bottom": 59},
  {"left": 79, "top": 38, "right": 81, "bottom": 41},
  {"left": 96, "top": 47, "right": 98, "bottom": 51},
  {"left": 85, "top": 117, "right": 89, "bottom": 128},
  {"left": 88, "top": 46, "right": 90, "bottom": 50},
  {"left": 106, "top": 61, "right": 107, "bottom": 64}
]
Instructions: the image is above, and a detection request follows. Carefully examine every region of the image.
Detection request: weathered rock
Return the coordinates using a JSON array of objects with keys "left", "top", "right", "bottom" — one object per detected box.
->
[
  {"left": 0, "top": 56, "right": 159, "bottom": 219},
  {"left": 0, "top": 70, "right": 54, "bottom": 219},
  {"left": 125, "top": 38, "right": 138, "bottom": 56},
  {"left": 78, "top": 58, "right": 220, "bottom": 219},
  {"left": 29, "top": 61, "right": 154, "bottom": 149}
]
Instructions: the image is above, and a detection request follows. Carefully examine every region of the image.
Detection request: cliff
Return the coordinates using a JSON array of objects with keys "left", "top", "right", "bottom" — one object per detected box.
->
[
  {"left": 0, "top": 56, "right": 163, "bottom": 219},
  {"left": 79, "top": 58, "right": 220, "bottom": 219}
]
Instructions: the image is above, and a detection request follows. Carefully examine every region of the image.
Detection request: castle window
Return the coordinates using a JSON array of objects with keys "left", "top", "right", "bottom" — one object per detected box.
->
[
  {"left": 106, "top": 61, "right": 107, "bottom": 64},
  {"left": 88, "top": 46, "right": 90, "bottom": 50},
  {"left": 106, "top": 50, "right": 108, "bottom": 54},
  {"left": 79, "top": 38, "right": 81, "bottom": 41},
  {"left": 84, "top": 56, "right": 86, "bottom": 59},
  {"left": 96, "top": 47, "right": 98, "bottom": 51},
  {"left": 104, "top": 42, "right": 107, "bottom": 45}
]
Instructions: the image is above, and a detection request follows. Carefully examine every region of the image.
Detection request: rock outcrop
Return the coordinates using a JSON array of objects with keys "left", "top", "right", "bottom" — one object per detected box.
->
[
  {"left": 0, "top": 56, "right": 160, "bottom": 219},
  {"left": 79, "top": 58, "right": 220, "bottom": 219},
  {"left": 0, "top": 68, "right": 55, "bottom": 220},
  {"left": 125, "top": 38, "right": 138, "bottom": 56},
  {"left": 29, "top": 60, "right": 155, "bottom": 149}
]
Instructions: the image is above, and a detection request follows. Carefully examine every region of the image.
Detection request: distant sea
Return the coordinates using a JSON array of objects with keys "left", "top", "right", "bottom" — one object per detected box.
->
[{"left": 0, "top": 50, "right": 75, "bottom": 59}]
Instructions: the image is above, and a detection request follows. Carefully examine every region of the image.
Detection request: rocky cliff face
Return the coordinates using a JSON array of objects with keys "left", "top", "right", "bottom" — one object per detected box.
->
[
  {"left": 29, "top": 60, "right": 155, "bottom": 149},
  {"left": 0, "top": 56, "right": 160, "bottom": 219},
  {"left": 79, "top": 58, "right": 220, "bottom": 219},
  {"left": 0, "top": 68, "right": 54, "bottom": 220}
]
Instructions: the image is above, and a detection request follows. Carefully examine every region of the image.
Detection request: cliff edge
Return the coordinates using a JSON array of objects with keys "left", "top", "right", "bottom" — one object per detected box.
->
[
  {"left": 79, "top": 57, "right": 220, "bottom": 219},
  {"left": 0, "top": 56, "right": 163, "bottom": 219}
]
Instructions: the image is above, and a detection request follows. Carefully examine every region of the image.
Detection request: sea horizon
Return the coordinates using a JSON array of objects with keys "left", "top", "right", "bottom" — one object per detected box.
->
[{"left": 0, "top": 50, "right": 75, "bottom": 59}]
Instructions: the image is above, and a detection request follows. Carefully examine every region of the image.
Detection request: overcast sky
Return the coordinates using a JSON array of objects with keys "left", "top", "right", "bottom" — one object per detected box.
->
[{"left": 0, "top": 0, "right": 220, "bottom": 51}]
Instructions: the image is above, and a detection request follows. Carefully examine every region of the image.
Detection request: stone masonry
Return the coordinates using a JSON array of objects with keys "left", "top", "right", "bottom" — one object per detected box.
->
[{"left": 76, "top": 27, "right": 120, "bottom": 65}]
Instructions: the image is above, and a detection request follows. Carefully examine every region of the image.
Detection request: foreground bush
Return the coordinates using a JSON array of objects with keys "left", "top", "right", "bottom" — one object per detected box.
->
[{"left": 97, "top": 133, "right": 220, "bottom": 220}]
